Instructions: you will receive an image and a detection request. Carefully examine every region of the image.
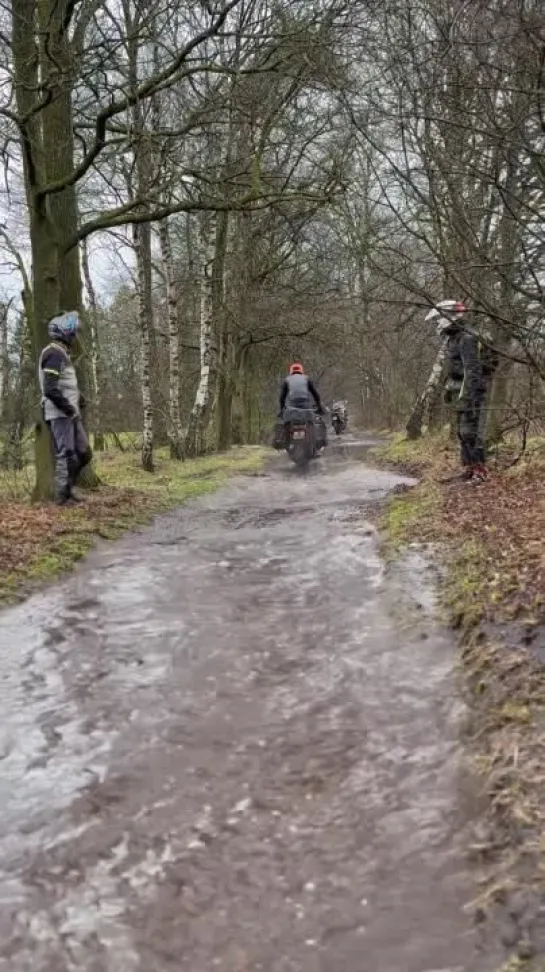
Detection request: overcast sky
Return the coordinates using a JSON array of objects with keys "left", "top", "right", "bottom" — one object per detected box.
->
[{"left": 0, "top": 225, "right": 134, "bottom": 309}]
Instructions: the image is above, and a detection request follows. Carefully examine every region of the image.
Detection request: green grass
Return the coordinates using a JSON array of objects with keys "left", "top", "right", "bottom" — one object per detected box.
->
[
  {"left": 0, "top": 532, "right": 94, "bottom": 602},
  {"left": 442, "top": 538, "right": 489, "bottom": 627},
  {"left": 0, "top": 463, "right": 35, "bottom": 501},
  {"left": 496, "top": 959, "right": 532, "bottom": 972},
  {"left": 371, "top": 428, "right": 455, "bottom": 472},
  {"left": 0, "top": 444, "right": 267, "bottom": 504},
  {"left": 370, "top": 430, "right": 417, "bottom": 462},
  {"left": 96, "top": 445, "right": 267, "bottom": 503},
  {"left": 23, "top": 534, "right": 92, "bottom": 580},
  {"left": 382, "top": 483, "right": 441, "bottom": 552}
]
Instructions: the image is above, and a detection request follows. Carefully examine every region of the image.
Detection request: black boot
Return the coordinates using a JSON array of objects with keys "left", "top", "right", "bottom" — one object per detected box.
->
[{"left": 56, "top": 487, "right": 80, "bottom": 507}]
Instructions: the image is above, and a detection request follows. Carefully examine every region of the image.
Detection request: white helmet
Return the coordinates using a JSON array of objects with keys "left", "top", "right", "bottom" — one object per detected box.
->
[{"left": 425, "top": 299, "right": 467, "bottom": 335}]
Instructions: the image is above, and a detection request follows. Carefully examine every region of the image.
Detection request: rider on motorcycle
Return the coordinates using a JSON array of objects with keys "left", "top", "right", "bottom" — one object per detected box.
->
[
  {"left": 278, "top": 362, "right": 327, "bottom": 449},
  {"left": 279, "top": 362, "right": 324, "bottom": 414},
  {"left": 331, "top": 399, "right": 348, "bottom": 430}
]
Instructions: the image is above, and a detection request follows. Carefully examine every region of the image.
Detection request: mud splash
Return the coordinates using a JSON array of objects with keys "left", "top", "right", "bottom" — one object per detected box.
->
[{"left": 0, "top": 440, "right": 499, "bottom": 970}]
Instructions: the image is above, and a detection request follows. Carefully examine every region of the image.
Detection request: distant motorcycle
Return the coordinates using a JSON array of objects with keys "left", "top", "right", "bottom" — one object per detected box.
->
[{"left": 331, "top": 402, "right": 347, "bottom": 436}]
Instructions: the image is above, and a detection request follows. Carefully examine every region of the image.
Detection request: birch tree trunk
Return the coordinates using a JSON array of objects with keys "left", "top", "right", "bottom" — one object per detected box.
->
[
  {"left": 126, "top": 0, "right": 154, "bottom": 473},
  {"left": 205, "top": 209, "right": 228, "bottom": 450},
  {"left": 81, "top": 238, "right": 105, "bottom": 451},
  {"left": 130, "top": 116, "right": 153, "bottom": 470},
  {"left": 185, "top": 216, "right": 217, "bottom": 458},
  {"left": 135, "top": 220, "right": 154, "bottom": 472},
  {"left": 217, "top": 210, "right": 246, "bottom": 449},
  {"left": 7, "top": 312, "right": 32, "bottom": 470},
  {"left": 0, "top": 304, "right": 8, "bottom": 428},
  {"left": 485, "top": 146, "right": 520, "bottom": 445},
  {"left": 159, "top": 219, "right": 183, "bottom": 460},
  {"left": 406, "top": 341, "right": 447, "bottom": 440}
]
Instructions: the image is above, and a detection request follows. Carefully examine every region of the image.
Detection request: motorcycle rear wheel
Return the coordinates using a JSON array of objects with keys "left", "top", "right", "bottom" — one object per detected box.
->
[{"left": 289, "top": 440, "right": 310, "bottom": 466}]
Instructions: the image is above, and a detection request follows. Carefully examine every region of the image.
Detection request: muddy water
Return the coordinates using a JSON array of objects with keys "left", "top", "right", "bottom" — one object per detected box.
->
[{"left": 0, "top": 440, "right": 497, "bottom": 971}]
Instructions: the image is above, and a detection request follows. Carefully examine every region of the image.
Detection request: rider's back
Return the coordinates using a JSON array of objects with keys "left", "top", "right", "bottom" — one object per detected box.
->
[{"left": 285, "top": 373, "right": 312, "bottom": 408}]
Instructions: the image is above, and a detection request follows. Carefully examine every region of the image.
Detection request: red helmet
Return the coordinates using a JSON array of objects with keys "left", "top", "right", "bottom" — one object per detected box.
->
[{"left": 289, "top": 362, "right": 303, "bottom": 375}]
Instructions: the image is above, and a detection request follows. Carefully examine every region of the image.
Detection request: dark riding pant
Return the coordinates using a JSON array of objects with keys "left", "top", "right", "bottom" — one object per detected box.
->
[{"left": 48, "top": 416, "right": 92, "bottom": 501}]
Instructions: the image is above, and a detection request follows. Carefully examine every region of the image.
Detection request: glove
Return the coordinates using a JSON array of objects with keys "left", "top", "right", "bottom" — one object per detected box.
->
[{"left": 64, "top": 403, "right": 77, "bottom": 418}]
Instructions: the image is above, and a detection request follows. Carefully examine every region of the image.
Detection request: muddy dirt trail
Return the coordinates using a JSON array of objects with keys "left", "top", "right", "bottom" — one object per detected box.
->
[{"left": 0, "top": 438, "right": 498, "bottom": 971}]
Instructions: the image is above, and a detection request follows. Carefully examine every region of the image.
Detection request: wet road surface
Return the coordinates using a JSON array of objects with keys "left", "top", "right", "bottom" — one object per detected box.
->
[{"left": 0, "top": 439, "right": 498, "bottom": 971}]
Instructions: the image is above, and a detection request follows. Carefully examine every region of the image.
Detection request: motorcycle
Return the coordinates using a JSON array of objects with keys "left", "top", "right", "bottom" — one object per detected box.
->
[
  {"left": 272, "top": 406, "right": 327, "bottom": 466},
  {"left": 331, "top": 407, "right": 347, "bottom": 436},
  {"left": 283, "top": 407, "right": 318, "bottom": 466}
]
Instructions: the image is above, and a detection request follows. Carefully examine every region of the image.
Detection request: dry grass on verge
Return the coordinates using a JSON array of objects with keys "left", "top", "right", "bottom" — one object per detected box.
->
[
  {"left": 375, "top": 431, "right": 545, "bottom": 969},
  {"left": 0, "top": 445, "right": 266, "bottom": 603},
  {"left": 379, "top": 431, "right": 545, "bottom": 625}
]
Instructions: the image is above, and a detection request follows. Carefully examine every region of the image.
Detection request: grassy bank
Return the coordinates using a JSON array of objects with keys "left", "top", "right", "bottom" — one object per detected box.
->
[
  {"left": 375, "top": 432, "right": 545, "bottom": 969},
  {"left": 0, "top": 445, "right": 267, "bottom": 604},
  {"left": 378, "top": 431, "right": 545, "bottom": 624}
]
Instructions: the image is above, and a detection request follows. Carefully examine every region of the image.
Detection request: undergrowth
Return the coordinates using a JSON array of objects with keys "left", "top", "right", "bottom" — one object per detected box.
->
[{"left": 376, "top": 430, "right": 545, "bottom": 970}]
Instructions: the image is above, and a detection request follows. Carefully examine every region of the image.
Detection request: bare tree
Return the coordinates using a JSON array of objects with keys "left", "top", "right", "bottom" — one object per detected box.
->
[{"left": 81, "top": 239, "right": 105, "bottom": 451}]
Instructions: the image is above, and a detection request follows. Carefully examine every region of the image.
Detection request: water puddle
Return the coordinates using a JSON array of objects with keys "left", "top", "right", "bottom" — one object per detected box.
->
[{"left": 0, "top": 448, "right": 500, "bottom": 970}]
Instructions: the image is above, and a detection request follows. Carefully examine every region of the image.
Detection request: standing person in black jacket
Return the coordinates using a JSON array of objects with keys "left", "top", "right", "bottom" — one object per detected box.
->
[{"left": 425, "top": 300, "right": 490, "bottom": 482}]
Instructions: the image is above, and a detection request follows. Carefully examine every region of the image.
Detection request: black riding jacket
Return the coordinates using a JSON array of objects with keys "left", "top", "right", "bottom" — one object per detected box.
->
[
  {"left": 445, "top": 327, "right": 486, "bottom": 406},
  {"left": 280, "top": 373, "right": 322, "bottom": 412}
]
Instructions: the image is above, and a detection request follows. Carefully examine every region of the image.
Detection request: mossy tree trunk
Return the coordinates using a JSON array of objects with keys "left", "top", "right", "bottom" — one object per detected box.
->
[
  {"left": 12, "top": 0, "right": 58, "bottom": 499},
  {"left": 39, "top": 0, "right": 99, "bottom": 488},
  {"left": 12, "top": 0, "right": 94, "bottom": 499}
]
